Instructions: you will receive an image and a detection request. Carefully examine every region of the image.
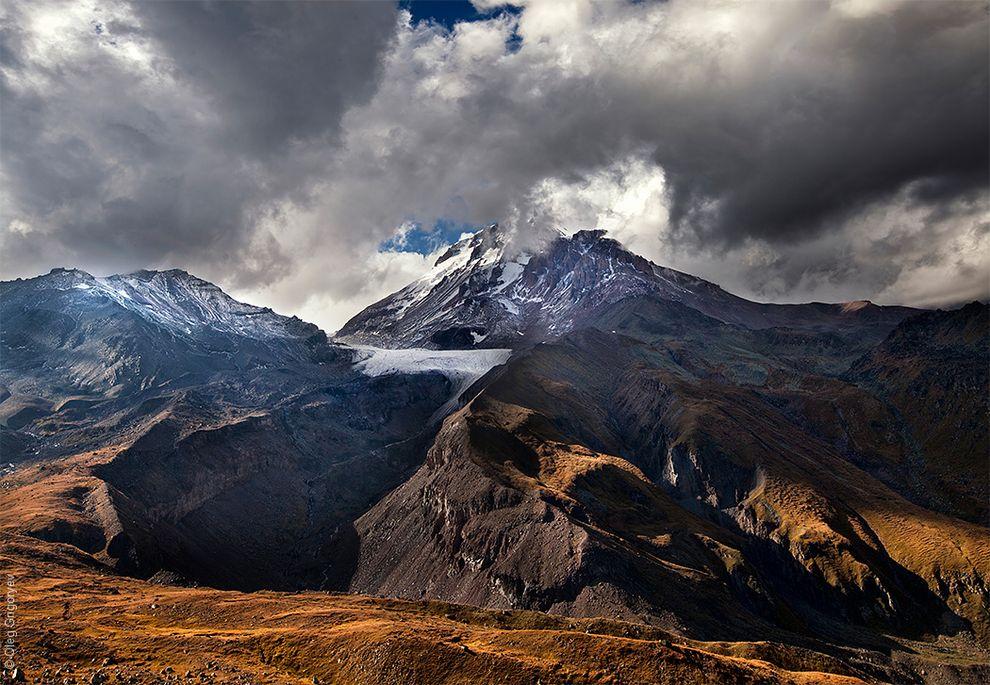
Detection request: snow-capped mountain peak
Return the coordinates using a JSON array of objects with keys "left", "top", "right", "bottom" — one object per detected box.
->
[
  {"left": 1, "top": 268, "right": 335, "bottom": 397},
  {"left": 336, "top": 223, "right": 919, "bottom": 350},
  {"left": 21, "top": 267, "right": 306, "bottom": 342},
  {"left": 336, "top": 224, "right": 704, "bottom": 348}
]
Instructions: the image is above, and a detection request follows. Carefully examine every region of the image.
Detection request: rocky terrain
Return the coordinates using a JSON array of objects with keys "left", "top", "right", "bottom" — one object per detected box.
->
[
  {"left": 1, "top": 226, "right": 987, "bottom": 683},
  {"left": 849, "top": 302, "right": 989, "bottom": 524}
]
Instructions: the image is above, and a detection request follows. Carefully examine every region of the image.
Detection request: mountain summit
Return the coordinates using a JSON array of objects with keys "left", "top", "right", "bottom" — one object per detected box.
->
[
  {"left": 337, "top": 224, "right": 916, "bottom": 349},
  {"left": 0, "top": 267, "right": 332, "bottom": 397}
]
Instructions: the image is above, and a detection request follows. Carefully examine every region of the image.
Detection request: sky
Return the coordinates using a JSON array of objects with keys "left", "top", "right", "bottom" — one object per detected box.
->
[{"left": 1, "top": 0, "right": 987, "bottom": 334}]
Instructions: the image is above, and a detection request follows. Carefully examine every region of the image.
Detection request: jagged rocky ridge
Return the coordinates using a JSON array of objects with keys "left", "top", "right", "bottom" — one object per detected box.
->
[{"left": 1, "top": 230, "right": 988, "bottom": 683}]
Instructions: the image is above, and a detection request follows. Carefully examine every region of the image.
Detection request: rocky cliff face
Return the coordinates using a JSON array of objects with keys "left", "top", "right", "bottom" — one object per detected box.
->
[{"left": 0, "top": 352, "right": 456, "bottom": 590}]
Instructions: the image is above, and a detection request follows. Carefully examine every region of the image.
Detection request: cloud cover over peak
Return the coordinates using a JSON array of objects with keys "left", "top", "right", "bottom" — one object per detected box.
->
[{"left": 1, "top": 0, "right": 987, "bottom": 332}]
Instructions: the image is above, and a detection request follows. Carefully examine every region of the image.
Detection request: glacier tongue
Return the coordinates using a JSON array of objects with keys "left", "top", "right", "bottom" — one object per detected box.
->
[
  {"left": 350, "top": 345, "right": 510, "bottom": 380},
  {"left": 348, "top": 344, "right": 511, "bottom": 418}
]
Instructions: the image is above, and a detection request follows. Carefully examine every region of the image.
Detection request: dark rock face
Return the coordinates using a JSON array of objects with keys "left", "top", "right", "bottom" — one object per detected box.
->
[
  {"left": 2, "top": 355, "right": 455, "bottom": 590},
  {"left": 86, "top": 371, "right": 451, "bottom": 590},
  {"left": 0, "top": 269, "right": 458, "bottom": 590}
]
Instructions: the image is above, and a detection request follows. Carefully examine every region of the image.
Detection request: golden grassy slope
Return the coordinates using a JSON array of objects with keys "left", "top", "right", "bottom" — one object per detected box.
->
[{"left": 0, "top": 534, "right": 874, "bottom": 685}]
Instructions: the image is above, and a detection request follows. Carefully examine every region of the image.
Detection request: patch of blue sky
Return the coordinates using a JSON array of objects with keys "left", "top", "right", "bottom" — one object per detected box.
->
[
  {"left": 400, "top": 1, "right": 520, "bottom": 29},
  {"left": 380, "top": 218, "right": 484, "bottom": 255},
  {"left": 400, "top": 0, "right": 522, "bottom": 50}
]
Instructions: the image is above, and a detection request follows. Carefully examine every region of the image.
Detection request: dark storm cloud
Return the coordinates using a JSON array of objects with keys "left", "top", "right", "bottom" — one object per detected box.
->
[
  {"left": 132, "top": 1, "right": 395, "bottom": 158},
  {"left": 655, "top": 1, "right": 989, "bottom": 248},
  {"left": 443, "top": 1, "right": 989, "bottom": 256},
  {"left": 0, "top": 0, "right": 396, "bottom": 286},
  {"left": 311, "top": 0, "right": 988, "bottom": 257},
  {"left": 305, "top": 1, "right": 987, "bottom": 264}
]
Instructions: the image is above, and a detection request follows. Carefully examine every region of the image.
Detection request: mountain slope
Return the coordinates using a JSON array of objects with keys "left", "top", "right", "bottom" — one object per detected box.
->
[
  {"left": 0, "top": 268, "right": 334, "bottom": 402},
  {"left": 849, "top": 302, "right": 989, "bottom": 524},
  {"left": 352, "top": 327, "right": 990, "bottom": 646},
  {"left": 340, "top": 226, "right": 988, "bottom": 678},
  {"left": 337, "top": 224, "right": 918, "bottom": 349}
]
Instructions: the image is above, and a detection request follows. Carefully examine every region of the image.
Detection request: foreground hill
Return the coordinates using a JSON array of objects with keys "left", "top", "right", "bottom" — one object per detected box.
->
[{"left": 5, "top": 534, "right": 982, "bottom": 685}]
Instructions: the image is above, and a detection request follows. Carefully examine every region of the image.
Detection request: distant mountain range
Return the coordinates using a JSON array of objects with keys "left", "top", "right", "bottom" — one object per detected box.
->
[{"left": 2, "top": 226, "right": 987, "bottom": 684}]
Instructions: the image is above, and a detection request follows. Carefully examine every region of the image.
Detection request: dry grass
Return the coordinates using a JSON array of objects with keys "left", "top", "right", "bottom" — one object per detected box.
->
[{"left": 1, "top": 534, "right": 871, "bottom": 685}]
